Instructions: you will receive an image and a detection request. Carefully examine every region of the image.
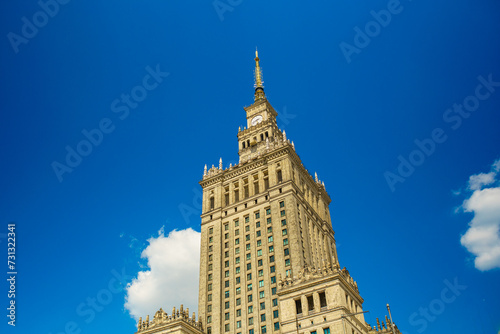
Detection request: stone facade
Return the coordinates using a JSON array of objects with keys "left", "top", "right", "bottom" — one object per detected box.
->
[{"left": 134, "top": 51, "right": 402, "bottom": 334}]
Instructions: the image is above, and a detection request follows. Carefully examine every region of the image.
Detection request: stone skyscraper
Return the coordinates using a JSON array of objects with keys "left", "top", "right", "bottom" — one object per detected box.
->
[{"left": 135, "top": 51, "right": 401, "bottom": 334}]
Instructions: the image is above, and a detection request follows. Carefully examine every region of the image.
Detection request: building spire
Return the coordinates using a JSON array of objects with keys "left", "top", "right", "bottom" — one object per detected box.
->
[{"left": 254, "top": 48, "right": 265, "bottom": 101}]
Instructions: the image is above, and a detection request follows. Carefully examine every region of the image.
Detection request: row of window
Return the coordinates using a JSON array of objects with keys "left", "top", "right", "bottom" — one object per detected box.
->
[{"left": 295, "top": 292, "right": 328, "bottom": 314}]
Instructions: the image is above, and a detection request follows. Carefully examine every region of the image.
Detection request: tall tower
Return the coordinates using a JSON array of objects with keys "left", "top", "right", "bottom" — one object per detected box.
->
[
  {"left": 134, "top": 51, "right": 401, "bottom": 334},
  {"left": 198, "top": 51, "right": 352, "bottom": 334}
]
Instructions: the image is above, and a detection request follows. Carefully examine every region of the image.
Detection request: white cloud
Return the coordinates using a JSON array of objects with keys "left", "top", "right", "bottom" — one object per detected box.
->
[
  {"left": 460, "top": 158, "right": 500, "bottom": 271},
  {"left": 125, "top": 228, "right": 201, "bottom": 320}
]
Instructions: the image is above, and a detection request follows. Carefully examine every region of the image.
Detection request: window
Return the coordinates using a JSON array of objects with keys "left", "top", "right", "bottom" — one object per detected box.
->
[
  {"left": 237, "top": 309, "right": 241, "bottom": 317},
  {"left": 225, "top": 291, "right": 230, "bottom": 298},
  {"left": 248, "top": 306, "right": 253, "bottom": 314},
  {"left": 259, "top": 291, "right": 265, "bottom": 298},
  {"left": 260, "top": 302, "right": 265, "bottom": 310},
  {"left": 257, "top": 239, "right": 262, "bottom": 246},
  {"left": 208, "top": 294, "right": 212, "bottom": 301},
  {"left": 246, "top": 253, "right": 251, "bottom": 260},
  {"left": 295, "top": 299, "right": 302, "bottom": 314},
  {"left": 236, "top": 287, "right": 241, "bottom": 294},
  {"left": 249, "top": 329, "right": 254, "bottom": 334},
  {"left": 225, "top": 251, "right": 229, "bottom": 258},
  {"left": 225, "top": 260, "right": 229, "bottom": 268},
  {"left": 247, "top": 263, "right": 252, "bottom": 270},
  {"left": 279, "top": 201, "right": 285, "bottom": 208},
  {"left": 283, "top": 238, "right": 288, "bottom": 246},
  {"left": 245, "top": 225, "right": 250, "bottom": 232},
  {"left": 269, "top": 245, "right": 274, "bottom": 253},
  {"left": 274, "top": 322, "right": 280, "bottom": 330},
  {"left": 236, "top": 267, "right": 240, "bottom": 274},
  {"left": 256, "top": 222, "right": 260, "bottom": 228},
  {"left": 271, "top": 276, "right": 276, "bottom": 284},
  {"left": 235, "top": 229, "right": 240, "bottom": 236},
  {"left": 236, "top": 277, "right": 241, "bottom": 284},
  {"left": 284, "top": 248, "right": 289, "bottom": 256},
  {"left": 207, "top": 316, "right": 212, "bottom": 324},
  {"left": 259, "top": 280, "right": 264, "bottom": 287},
  {"left": 255, "top": 212, "right": 260, "bottom": 219},
  {"left": 267, "top": 217, "right": 272, "bottom": 224},
  {"left": 225, "top": 224, "right": 229, "bottom": 231},
  {"left": 246, "top": 234, "right": 250, "bottom": 241},
  {"left": 248, "top": 294, "right": 253, "bottom": 302},
  {"left": 256, "top": 230, "right": 261, "bottom": 237},
  {"left": 248, "top": 317, "right": 254, "bottom": 325},
  {"left": 261, "top": 314, "right": 266, "bottom": 322},
  {"left": 323, "top": 328, "right": 331, "bottom": 334},
  {"left": 286, "top": 269, "right": 291, "bottom": 277},
  {"left": 281, "top": 219, "right": 287, "bottom": 226},
  {"left": 273, "top": 310, "right": 279, "bottom": 318},
  {"left": 268, "top": 236, "right": 273, "bottom": 243},
  {"left": 225, "top": 242, "right": 229, "bottom": 248},
  {"left": 236, "top": 298, "right": 241, "bottom": 306},
  {"left": 282, "top": 229, "right": 288, "bottom": 236},
  {"left": 225, "top": 193, "right": 229, "bottom": 206},
  {"left": 225, "top": 270, "right": 229, "bottom": 277},
  {"left": 225, "top": 301, "right": 230, "bottom": 309},
  {"left": 281, "top": 210, "right": 286, "bottom": 217},
  {"left": 285, "top": 259, "right": 291, "bottom": 266},
  {"left": 247, "top": 273, "right": 252, "bottom": 280},
  {"left": 246, "top": 244, "right": 251, "bottom": 251},
  {"left": 258, "top": 259, "right": 263, "bottom": 266},
  {"left": 237, "top": 320, "right": 241, "bottom": 328},
  {"left": 319, "top": 292, "right": 327, "bottom": 308},
  {"left": 207, "top": 305, "right": 212, "bottom": 312},
  {"left": 272, "top": 287, "right": 277, "bottom": 295},
  {"left": 257, "top": 249, "right": 262, "bottom": 256},
  {"left": 247, "top": 284, "right": 253, "bottom": 291},
  {"left": 277, "top": 170, "right": 282, "bottom": 183},
  {"left": 225, "top": 324, "right": 230, "bottom": 332},
  {"left": 266, "top": 208, "right": 271, "bottom": 215},
  {"left": 258, "top": 269, "right": 264, "bottom": 277},
  {"left": 225, "top": 312, "right": 230, "bottom": 320},
  {"left": 209, "top": 245, "right": 213, "bottom": 252},
  {"left": 234, "top": 191, "right": 239, "bottom": 202},
  {"left": 244, "top": 185, "right": 249, "bottom": 198},
  {"left": 267, "top": 227, "right": 272, "bottom": 233},
  {"left": 209, "top": 227, "right": 213, "bottom": 234},
  {"left": 236, "top": 247, "right": 240, "bottom": 254},
  {"left": 209, "top": 236, "right": 213, "bottom": 243},
  {"left": 236, "top": 257, "right": 240, "bottom": 264},
  {"left": 208, "top": 264, "right": 212, "bottom": 271},
  {"left": 207, "top": 327, "right": 212, "bottom": 334},
  {"left": 270, "top": 265, "right": 275, "bottom": 273},
  {"left": 209, "top": 254, "right": 213, "bottom": 260},
  {"left": 225, "top": 233, "right": 229, "bottom": 239},
  {"left": 235, "top": 220, "right": 239, "bottom": 227},
  {"left": 272, "top": 298, "right": 278, "bottom": 307},
  {"left": 307, "top": 295, "right": 314, "bottom": 311},
  {"left": 311, "top": 331, "right": 317, "bottom": 334},
  {"left": 208, "top": 284, "right": 212, "bottom": 291},
  {"left": 210, "top": 197, "right": 214, "bottom": 210},
  {"left": 245, "top": 216, "right": 250, "bottom": 223},
  {"left": 269, "top": 255, "right": 275, "bottom": 262}
]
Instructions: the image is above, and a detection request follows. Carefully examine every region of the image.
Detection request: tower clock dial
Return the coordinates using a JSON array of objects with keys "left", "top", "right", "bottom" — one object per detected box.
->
[{"left": 251, "top": 115, "right": 263, "bottom": 126}]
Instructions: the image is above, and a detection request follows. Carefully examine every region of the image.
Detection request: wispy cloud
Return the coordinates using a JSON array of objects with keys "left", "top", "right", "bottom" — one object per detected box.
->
[
  {"left": 125, "top": 228, "right": 201, "bottom": 320},
  {"left": 459, "top": 158, "right": 500, "bottom": 271}
]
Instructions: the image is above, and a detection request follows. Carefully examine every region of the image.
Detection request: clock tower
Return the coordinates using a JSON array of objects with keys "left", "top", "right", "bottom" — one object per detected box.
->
[{"left": 238, "top": 50, "right": 283, "bottom": 163}]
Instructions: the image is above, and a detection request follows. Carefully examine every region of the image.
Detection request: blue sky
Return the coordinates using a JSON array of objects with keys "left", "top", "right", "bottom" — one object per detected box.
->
[{"left": 1, "top": 0, "right": 500, "bottom": 333}]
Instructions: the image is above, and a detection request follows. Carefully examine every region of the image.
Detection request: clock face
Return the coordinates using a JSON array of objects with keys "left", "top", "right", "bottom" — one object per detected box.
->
[{"left": 251, "top": 115, "right": 263, "bottom": 126}]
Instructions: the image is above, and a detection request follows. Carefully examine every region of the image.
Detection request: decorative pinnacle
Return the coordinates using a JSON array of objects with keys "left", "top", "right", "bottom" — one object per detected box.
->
[{"left": 254, "top": 48, "right": 265, "bottom": 101}]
